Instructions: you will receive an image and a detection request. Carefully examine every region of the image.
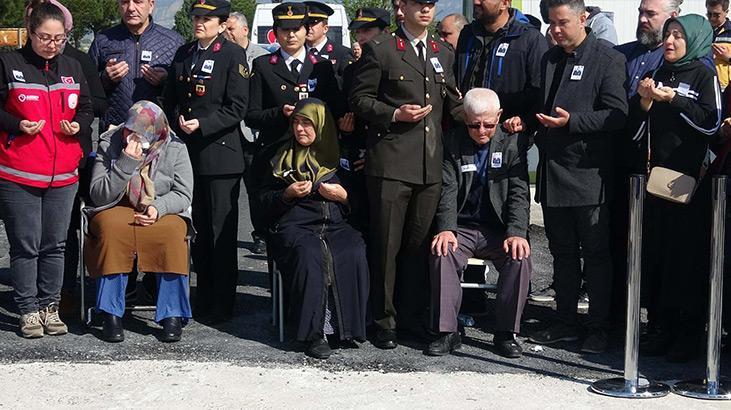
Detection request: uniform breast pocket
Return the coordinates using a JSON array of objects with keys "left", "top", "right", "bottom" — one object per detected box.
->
[
  {"left": 434, "top": 74, "right": 448, "bottom": 97},
  {"left": 387, "top": 70, "right": 414, "bottom": 83}
]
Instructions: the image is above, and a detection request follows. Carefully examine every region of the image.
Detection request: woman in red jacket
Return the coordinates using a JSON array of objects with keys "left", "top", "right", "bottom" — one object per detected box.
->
[{"left": 0, "top": 2, "right": 92, "bottom": 338}]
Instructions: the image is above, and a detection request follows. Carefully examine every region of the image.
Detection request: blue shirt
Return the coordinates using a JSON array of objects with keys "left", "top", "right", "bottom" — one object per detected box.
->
[
  {"left": 615, "top": 41, "right": 664, "bottom": 98},
  {"left": 458, "top": 142, "right": 502, "bottom": 229}
]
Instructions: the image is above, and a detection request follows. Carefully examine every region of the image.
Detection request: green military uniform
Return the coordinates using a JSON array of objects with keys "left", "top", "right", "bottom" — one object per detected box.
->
[{"left": 349, "top": 26, "right": 463, "bottom": 333}]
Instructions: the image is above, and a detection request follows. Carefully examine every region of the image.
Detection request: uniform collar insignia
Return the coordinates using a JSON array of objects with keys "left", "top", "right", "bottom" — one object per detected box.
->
[
  {"left": 326, "top": 43, "right": 333, "bottom": 53},
  {"left": 396, "top": 37, "right": 405, "bottom": 51},
  {"left": 270, "top": 53, "right": 279, "bottom": 64},
  {"left": 213, "top": 42, "right": 222, "bottom": 53},
  {"left": 430, "top": 40, "right": 439, "bottom": 53}
]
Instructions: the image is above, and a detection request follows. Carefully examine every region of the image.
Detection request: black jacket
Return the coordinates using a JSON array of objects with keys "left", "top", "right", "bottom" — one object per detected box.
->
[
  {"left": 163, "top": 36, "right": 249, "bottom": 176},
  {"left": 349, "top": 28, "right": 463, "bottom": 185},
  {"left": 628, "top": 60, "right": 721, "bottom": 178},
  {"left": 310, "top": 38, "right": 354, "bottom": 85},
  {"left": 530, "top": 32, "right": 628, "bottom": 207},
  {"left": 454, "top": 9, "right": 547, "bottom": 119},
  {"left": 435, "top": 126, "right": 530, "bottom": 239}
]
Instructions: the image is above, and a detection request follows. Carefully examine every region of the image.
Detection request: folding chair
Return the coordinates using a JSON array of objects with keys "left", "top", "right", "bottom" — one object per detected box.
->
[
  {"left": 458, "top": 258, "right": 497, "bottom": 327},
  {"left": 78, "top": 199, "right": 192, "bottom": 326},
  {"left": 267, "top": 245, "right": 284, "bottom": 343}
]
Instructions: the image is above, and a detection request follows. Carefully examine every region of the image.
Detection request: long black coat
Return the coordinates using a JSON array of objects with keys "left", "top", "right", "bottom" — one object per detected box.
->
[
  {"left": 258, "top": 174, "right": 369, "bottom": 342},
  {"left": 163, "top": 36, "right": 249, "bottom": 176}
]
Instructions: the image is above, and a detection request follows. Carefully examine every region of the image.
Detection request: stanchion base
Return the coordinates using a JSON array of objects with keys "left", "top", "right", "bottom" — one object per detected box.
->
[
  {"left": 673, "top": 379, "right": 731, "bottom": 400},
  {"left": 590, "top": 377, "right": 670, "bottom": 398}
]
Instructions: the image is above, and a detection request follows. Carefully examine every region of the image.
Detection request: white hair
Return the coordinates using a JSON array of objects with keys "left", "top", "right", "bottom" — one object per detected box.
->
[
  {"left": 463, "top": 88, "right": 501, "bottom": 117},
  {"left": 229, "top": 12, "right": 248, "bottom": 27}
]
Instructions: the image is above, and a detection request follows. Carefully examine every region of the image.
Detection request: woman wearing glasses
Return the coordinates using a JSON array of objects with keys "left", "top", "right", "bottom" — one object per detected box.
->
[{"left": 0, "top": 2, "right": 92, "bottom": 338}]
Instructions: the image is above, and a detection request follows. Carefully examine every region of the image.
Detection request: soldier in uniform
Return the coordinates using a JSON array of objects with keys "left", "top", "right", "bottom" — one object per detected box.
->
[
  {"left": 349, "top": 0, "right": 463, "bottom": 349},
  {"left": 246, "top": 2, "right": 343, "bottom": 200},
  {"left": 304, "top": 1, "right": 354, "bottom": 84},
  {"left": 162, "top": 0, "right": 249, "bottom": 324},
  {"left": 339, "top": 7, "right": 391, "bottom": 235}
]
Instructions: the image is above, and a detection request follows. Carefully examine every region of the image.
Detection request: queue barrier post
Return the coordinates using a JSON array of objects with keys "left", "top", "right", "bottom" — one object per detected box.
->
[
  {"left": 590, "top": 174, "right": 670, "bottom": 398},
  {"left": 673, "top": 175, "right": 731, "bottom": 400}
]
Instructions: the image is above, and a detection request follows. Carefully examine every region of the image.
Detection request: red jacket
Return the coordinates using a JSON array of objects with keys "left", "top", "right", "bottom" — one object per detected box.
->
[{"left": 0, "top": 45, "right": 93, "bottom": 188}]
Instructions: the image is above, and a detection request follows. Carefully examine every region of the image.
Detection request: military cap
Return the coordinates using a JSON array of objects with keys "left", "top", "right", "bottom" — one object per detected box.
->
[
  {"left": 304, "top": 1, "right": 334, "bottom": 21},
  {"left": 272, "top": 2, "right": 309, "bottom": 29},
  {"left": 189, "top": 0, "right": 231, "bottom": 17},
  {"left": 349, "top": 7, "right": 390, "bottom": 30}
]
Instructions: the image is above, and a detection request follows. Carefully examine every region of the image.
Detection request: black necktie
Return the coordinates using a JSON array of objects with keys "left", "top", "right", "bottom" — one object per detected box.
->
[
  {"left": 290, "top": 59, "right": 301, "bottom": 78},
  {"left": 416, "top": 41, "right": 425, "bottom": 61},
  {"left": 191, "top": 48, "right": 203, "bottom": 69},
  {"left": 309, "top": 47, "right": 319, "bottom": 55}
]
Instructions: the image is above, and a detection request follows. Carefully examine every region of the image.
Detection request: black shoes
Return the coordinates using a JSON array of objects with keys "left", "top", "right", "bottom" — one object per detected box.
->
[
  {"left": 581, "top": 329, "right": 608, "bottom": 354},
  {"left": 494, "top": 332, "right": 522, "bottom": 358},
  {"left": 160, "top": 317, "right": 183, "bottom": 343},
  {"left": 102, "top": 312, "right": 124, "bottom": 343},
  {"left": 528, "top": 323, "right": 580, "bottom": 345},
  {"left": 306, "top": 338, "right": 332, "bottom": 359},
  {"left": 372, "top": 328, "right": 398, "bottom": 350},
  {"left": 251, "top": 235, "right": 267, "bottom": 255},
  {"left": 425, "top": 332, "right": 462, "bottom": 356}
]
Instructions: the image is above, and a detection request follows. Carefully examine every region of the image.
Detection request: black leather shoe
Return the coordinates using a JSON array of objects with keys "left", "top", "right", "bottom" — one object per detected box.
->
[
  {"left": 160, "top": 317, "right": 182, "bottom": 343},
  {"left": 372, "top": 328, "right": 398, "bottom": 349},
  {"left": 425, "top": 332, "right": 462, "bottom": 356},
  {"left": 306, "top": 338, "right": 332, "bottom": 359},
  {"left": 494, "top": 333, "right": 522, "bottom": 358},
  {"left": 102, "top": 313, "right": 124, "bottom": 343}
]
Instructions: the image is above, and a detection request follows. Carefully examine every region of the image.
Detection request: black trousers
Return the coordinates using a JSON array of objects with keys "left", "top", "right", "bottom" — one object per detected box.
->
[
  {"left": 543, "top": 204, "right": 612, "bottom": 330},
  {"left": 192, "top": 174, "right": 241, "bottom": 317},
  {"left": 242, "top": 142, "right": 266, "bottom": 239},
  {"left": 366, "top": 176, "right": 441, "bottom": 330}
]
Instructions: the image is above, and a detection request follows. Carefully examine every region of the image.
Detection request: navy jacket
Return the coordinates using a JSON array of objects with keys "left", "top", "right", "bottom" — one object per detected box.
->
[
  {"left": 454, "top": 9, "right": 547, "bottom": 119},
  {"left": 88, "top": 19, "right": 183, "bottom": 130}
]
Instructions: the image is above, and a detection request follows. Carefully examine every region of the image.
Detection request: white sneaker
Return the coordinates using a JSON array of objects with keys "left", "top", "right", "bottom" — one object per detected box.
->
[
  {"left": 19, "top": 311, "right": 43, "bottom": 338},
  {"left": 39, "top": 304, "right": 68, "bottom": 336}
]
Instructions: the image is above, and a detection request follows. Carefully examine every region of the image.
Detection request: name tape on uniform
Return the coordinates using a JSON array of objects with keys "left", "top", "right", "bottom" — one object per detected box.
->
[
  {"left": 430, "top": 57, "right": 444, "bottom": 73},
  {"left": 460, "top": 164, "right": 477, "bottom": 173},
  {"left": 202, "top": 60, "right": 215, "bottom": 74}
]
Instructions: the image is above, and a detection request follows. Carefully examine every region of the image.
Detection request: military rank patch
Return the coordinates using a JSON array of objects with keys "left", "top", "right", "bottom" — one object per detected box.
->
[{"left": 239, "top": 64, "right": 249, "bottom": 78}]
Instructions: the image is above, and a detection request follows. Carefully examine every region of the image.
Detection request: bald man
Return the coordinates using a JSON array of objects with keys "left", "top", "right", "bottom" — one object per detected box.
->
[
  {"left": 438, "top": 13, "right": 467, "bottom": 49},
  {"left": 426, "top": 88, "right": 531, "bottom": 358}
]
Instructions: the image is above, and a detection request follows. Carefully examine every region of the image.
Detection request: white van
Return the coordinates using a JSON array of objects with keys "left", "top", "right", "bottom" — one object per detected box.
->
[{"left": 251, "top": 2, "right": 352, "bottom": 51}]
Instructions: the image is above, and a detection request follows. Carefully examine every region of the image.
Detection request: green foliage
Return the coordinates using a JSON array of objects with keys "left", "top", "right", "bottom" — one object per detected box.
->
[
  {"left": 64, "top": 0, "right": 119, "bottom": 48},
  {"left": 173, "top": 0, "right": 195, "bottom": 41},
  {"left": 0, "top": 0, "right": 26, "bottom": 28},
  {"left": 341, "top": 0, "right": 397, "bottom": 32}
]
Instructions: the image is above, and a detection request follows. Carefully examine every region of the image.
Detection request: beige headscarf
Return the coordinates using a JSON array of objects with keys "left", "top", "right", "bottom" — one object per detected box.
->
[{"left": 271, "top": 98, "right": 339, "bottom": 185}]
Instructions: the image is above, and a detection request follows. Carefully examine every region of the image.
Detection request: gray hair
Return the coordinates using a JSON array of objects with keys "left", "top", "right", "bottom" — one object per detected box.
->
[
  {"left": 229, "top": 12, "right": 248, "bottom": 27},
  {"left": 463, "top": 88, "right": 501, "bottom": 117},
  {"left": 443, "top": 13, "right": 468, "bottom": 31},
  {"left": 664, "top": 0, "right": 683, "bottom": 14}
]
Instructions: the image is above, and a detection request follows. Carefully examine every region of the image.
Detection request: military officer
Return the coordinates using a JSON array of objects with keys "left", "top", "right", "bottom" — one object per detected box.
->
[
  {"left": 246, "top": 2, "right": 343, "bottom": 196},
  {"left": 304, "top": 1, "right": 354, "bottom": 84},
  {"left": 349, "top": 0, "right": 463, "bottom": 349},
  {"left": 339, "top": 7, "right": 391, "bottom": 235},
  {"left": 162, "top": 0, "right": 249, "bottom": 324}
]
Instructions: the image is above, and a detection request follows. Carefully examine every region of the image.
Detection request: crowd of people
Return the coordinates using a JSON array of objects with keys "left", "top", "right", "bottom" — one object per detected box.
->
[{"left": 0, "top": 0, "right": 729, "bottom": 364}]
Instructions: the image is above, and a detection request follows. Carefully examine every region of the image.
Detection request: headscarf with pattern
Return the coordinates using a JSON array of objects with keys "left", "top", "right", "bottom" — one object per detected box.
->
[
  {"left": 124, "top": 100, "right": 171, "bottom": 212},
  {"left": 271, "top": 98, "right": 339, "bottom": 186}
]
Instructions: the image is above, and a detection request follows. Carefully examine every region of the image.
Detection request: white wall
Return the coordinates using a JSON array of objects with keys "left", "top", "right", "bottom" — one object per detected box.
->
[{"left": 520, "top": 0, "right": 709, "bottom": 46}]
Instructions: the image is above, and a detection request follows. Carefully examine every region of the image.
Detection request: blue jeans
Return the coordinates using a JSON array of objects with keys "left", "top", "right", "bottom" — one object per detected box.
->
[
  {"left": 96, "top": 273, "right": 192, "bottom": 323},
  {"left": 0, "top": 180, "right": 77, "bottom": 314}
]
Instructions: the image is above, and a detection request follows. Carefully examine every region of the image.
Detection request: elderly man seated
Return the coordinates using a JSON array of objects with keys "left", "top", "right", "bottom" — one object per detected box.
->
[{"left": 426, "top": 88, "right": 532, "bottom": 358}]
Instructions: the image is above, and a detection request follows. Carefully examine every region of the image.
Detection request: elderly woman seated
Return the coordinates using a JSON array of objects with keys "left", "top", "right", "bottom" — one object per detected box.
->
[
  {"left": 85, "top": 101, "right": 194, "bottom": 343},
  {"left": 258, "top": 98, "right": 369, "bottom": 359}
]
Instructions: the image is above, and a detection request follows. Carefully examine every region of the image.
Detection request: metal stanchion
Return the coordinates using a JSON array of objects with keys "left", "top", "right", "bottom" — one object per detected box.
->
[
  {"left": 673, "top": 175, "right": 731, "bottom": 400},
  {"left": 591, "top": 175, "right": 670, "bottom": 398}
]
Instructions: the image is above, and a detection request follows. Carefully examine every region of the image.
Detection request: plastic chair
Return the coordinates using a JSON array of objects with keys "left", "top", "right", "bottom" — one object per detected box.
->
[{"left": 78, "top": 199, "right": 192, "bottom": 325}]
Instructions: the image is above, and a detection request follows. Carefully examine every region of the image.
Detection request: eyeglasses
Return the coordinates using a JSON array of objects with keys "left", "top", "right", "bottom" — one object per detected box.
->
[
  {"left": 33, "top": 32, "right": 66, "bottom": 46},
  {"left": 467, "top": 121, "right": 498, "bottom": 130}
]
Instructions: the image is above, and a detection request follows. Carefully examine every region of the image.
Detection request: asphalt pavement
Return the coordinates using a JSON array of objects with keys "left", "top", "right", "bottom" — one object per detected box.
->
[{"left": 0, "top": 189, "right": 728, "bottom": 397}]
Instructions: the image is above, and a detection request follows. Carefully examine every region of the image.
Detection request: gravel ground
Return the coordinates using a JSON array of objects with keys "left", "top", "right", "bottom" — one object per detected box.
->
[{"left": 0, "top": 189, "right": 728, "bottom": 407}]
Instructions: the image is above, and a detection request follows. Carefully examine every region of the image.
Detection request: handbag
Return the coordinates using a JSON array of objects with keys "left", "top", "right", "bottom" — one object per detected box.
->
[{"left": 644, "top": 120, "right": 699, "bottom": 204}]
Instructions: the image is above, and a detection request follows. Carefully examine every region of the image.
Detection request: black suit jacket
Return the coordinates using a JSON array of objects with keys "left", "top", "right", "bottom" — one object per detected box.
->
[
  {"left": 349, "top": 28, "right": 463, "bottom": 185},
  {"left": 435, "top": 127, "right": 530, "bottom": 239},
  {"left": 531, "top": 32, "right": 628, "bottom": 207},
  {"left": 312, "top": 39, "right": 354, "bottom": 85},
  {"left": 163, "top": 36, "right": 249, "bottom": 176}
]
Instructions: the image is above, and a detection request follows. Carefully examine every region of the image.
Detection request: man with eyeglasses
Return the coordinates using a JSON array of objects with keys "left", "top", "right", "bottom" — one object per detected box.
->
[{"left": 427, "top": 88, "right": 531, "bottom": 358}]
